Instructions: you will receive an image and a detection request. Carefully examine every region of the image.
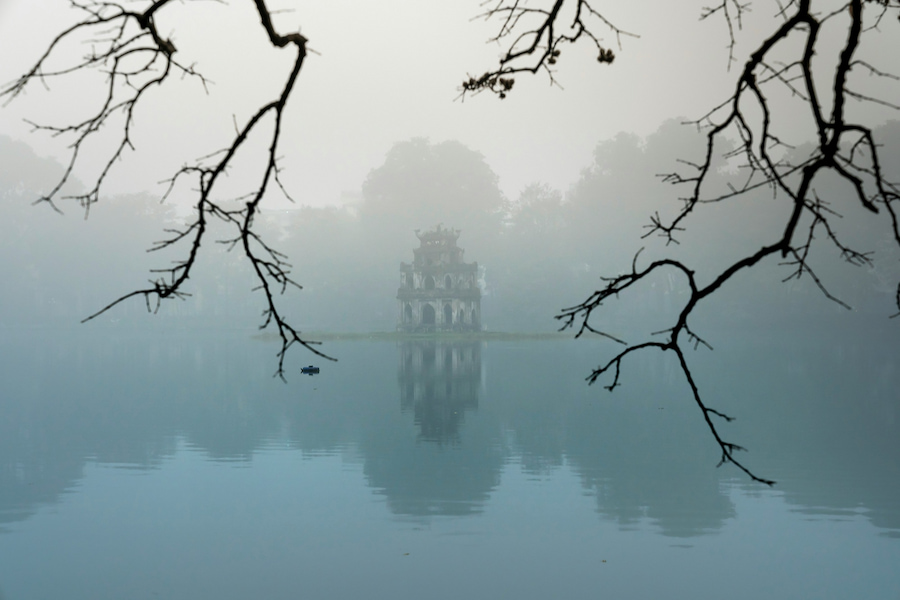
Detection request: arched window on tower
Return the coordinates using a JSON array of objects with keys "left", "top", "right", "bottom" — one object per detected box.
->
[
  {"left": 422, "top": 304, "right": 435, "bottom": 325},
  {"left": 424, "top": 275, "right": 435, "bottom": 290},
  {"left": 443, "top": 303, "right": 453, "bottom": 325},
  {"left": 444, "top": 274, "right": 452, "bottom": 289}
]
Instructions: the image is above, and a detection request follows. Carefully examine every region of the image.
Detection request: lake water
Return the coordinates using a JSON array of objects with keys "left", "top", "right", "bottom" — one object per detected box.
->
[{"left": 1, "top": 326, "right": 898, "bottom": 599}]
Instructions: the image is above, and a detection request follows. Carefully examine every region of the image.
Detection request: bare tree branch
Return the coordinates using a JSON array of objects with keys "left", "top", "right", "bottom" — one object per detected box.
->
[
  {"left": 2, "top": 0, "right": 334, "bottom": 378},
  {"left": 558, "top": 0, "right": 900, "bottom": 485},
  {"left": 460, "top": 0, "right": 637, "bottom": 98}
]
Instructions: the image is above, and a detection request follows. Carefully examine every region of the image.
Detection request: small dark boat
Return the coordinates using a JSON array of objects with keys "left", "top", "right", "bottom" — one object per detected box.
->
[{"left": 300, "top": 365, "right": 320, "bottom": 375}]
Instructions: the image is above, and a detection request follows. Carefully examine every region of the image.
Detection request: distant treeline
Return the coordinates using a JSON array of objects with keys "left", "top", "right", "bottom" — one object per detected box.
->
[{"left": 3, "top": 119, "right": 899, "bottom": 333}]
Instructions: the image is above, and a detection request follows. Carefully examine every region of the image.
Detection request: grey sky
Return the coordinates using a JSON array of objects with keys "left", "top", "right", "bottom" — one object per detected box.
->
[{"left": 1, "top": 0, "right": 897, "bottom": 209}]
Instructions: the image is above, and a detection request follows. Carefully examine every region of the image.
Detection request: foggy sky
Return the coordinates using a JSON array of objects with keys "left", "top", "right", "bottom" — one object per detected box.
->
[{"left": 4, "top": 0, "right": 895, "bottom": 211}]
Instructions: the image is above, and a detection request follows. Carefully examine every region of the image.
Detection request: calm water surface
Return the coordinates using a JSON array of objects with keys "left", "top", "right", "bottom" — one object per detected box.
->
[{"left": 1, "top": 327, "right": 898, "bottom": 599}]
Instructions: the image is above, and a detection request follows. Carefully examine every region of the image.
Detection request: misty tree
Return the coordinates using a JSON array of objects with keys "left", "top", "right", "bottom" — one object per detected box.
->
[
  {"left": 508, "top": 183, "right": 566, "bottom": 238},
  {"left": 360, "top": 138, "right": 508, "bottom": 254},
  {"left": 4, "top": 0, "right": 900, "bottom": 482},
  {"left": 493, "top": 183, "right": 576, "bottom": 330}
]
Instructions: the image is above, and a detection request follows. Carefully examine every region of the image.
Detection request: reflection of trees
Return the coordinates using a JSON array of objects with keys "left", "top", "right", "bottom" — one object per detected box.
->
[
  {"left": 398, "top": 341, "right": 481, "bottom": 444},
  {"left": 565, "top": 399, "right": 738, "bottom": 538},
  {"left": 0, "top": 330, "right": 179, "bottom": 529},
  {"left": 357, "top": 340, "right": 501, "bottom": 517},
  {"left": 702, "top": 329, "right": 900, "bottom": 536},
  {"left": 490, "top": 341, "right": 737, "bottom": 537},
  {"left": 567, "top": 330, "right": 900, "bottom": 537},
  {"left": 2, "top": 335, "right": 898, "bottom": 536},
  {"left": 0, "top": 328, "right": 292, "bottom": 529},
  {"left": 360, "top": 433, "right": 503, "bottom": 517}
]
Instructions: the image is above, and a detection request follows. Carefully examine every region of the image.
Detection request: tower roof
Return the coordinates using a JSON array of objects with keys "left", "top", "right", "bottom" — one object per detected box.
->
[{"left": 415, "top": 224, "right": 460, "bottom": 246}]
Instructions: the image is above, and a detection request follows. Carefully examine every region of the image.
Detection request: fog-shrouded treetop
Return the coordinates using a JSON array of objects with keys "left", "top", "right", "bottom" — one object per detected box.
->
[{"left": 361, "top": 138, "right": 507, "bottom": 255}]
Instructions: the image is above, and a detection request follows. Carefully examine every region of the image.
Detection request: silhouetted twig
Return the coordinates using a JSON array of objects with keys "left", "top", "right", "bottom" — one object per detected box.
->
[{"left": 460, "top": 0, "right": 637, "bottom": 98}]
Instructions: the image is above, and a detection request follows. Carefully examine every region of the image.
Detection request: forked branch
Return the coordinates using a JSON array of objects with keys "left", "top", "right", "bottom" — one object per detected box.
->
[
  {"left": 559, "top": 0, "right": 900, "bottom": 484},
  {"left": 3, "top": 0, "right": 334, "bottom": 377},
  {"left": 461, "top": 0, "right": 636, "bottom": 98}
]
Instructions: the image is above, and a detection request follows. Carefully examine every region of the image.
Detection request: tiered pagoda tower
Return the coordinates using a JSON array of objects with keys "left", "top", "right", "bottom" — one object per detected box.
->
[{"left": 397, "top": 225, "right": 481, "bottom": 332}]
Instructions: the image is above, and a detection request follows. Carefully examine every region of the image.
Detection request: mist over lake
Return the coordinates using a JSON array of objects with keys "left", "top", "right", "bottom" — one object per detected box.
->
[
  {"left": 3, "top": 2, "right": 900, "bottom": 596},
  {"left": 1, "top": 326, "right": 898, "bottom": 599}
]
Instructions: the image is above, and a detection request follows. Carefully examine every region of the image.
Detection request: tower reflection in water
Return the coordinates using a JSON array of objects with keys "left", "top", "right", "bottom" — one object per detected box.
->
[{"left": 398, "top": 341, "right": 482, "bottom": 444}]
